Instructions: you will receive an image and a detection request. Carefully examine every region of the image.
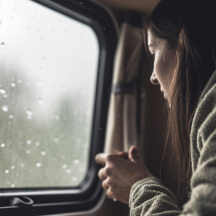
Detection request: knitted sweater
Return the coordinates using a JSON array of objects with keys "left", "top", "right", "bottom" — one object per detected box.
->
[{"left": 129, "top": 70, "right": 216, "bottom": 216}]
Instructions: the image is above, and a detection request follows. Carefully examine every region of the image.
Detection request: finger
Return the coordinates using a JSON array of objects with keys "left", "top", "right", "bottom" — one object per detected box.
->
[
  {"left": 128, "top": 145, "right": 140, "bottom": 162},
  {"left": 117, "top": 151, "right": 128, "bottom": 159},
  {"left": 95, "top": 153, "right": 107, "bottom": 165},
  {"left": 98, "top": 168, "right": 107, "bottom": 181},
  {"left": 102, "top": 178, "right": 109, "bottom": 191},
  {"left": 96, "top": 152, "right": 128, "bottom": 165},
  {"left": 106, "top": 187, "right": 116, "bottom": 200}
]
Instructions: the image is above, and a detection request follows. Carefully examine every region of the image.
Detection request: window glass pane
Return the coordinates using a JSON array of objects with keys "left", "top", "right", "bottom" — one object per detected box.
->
[{"left": 0, "top": 0, "right": 99, "bottom": 188}]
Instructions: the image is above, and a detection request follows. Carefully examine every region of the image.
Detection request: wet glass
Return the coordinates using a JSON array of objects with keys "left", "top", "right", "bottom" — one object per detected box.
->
[{"left": 0, "top": 0, "right": 99, "bottom": 187}]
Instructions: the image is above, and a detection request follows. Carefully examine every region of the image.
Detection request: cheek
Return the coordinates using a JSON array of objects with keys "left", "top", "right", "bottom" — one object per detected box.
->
[
  {"left": 154, "top": 53, "right": 174, "bottom": 89},
  {"left": 154, "top": 55, "right": 167, "bottom": 83}
]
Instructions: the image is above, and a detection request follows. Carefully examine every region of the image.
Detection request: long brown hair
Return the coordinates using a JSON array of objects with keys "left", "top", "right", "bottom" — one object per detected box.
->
[{"left": 144, "top": 0, "right": 216, "bottom": 204}]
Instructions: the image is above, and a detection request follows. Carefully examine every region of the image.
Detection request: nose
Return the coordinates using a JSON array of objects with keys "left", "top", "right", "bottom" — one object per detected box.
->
[{"left": 150, "top": 72, "right": 159, "bottom": 85}]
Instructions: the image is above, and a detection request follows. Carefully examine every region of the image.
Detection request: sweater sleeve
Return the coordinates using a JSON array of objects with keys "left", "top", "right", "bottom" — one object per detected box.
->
[
  {"left": 129, "top": 177, "right": 181, "bottom": 215},
  {"left": 129, "top": 123, "right": 216, "bottom": 215},
  {"left": 129, "top": 84, "right": 216, "bottom": 216},
  {"left": 182, "top": 108, "right": 216, "bottom": 215}
]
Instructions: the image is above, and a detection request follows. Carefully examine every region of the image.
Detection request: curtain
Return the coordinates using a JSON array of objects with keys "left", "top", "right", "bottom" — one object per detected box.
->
[{"left": 105, "top": 14, "right": 146, "bottom": 159}]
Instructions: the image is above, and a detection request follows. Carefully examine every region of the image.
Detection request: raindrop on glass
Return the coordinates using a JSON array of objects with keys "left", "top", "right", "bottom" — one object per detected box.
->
[
  {"left": 4, "top": 94, "right": 7, "bottom": 98},
  {"left": 20, "top": 164, "right": 24, "bottom": 168},
  {"left": 11, "top": 165, "right": 15, "bottom": 169},
  {"left": 2, "top": 105, "right": 8, "bottom": 112},
  {"left": 38, "top": 98, "right": 44, "bottom": 105},
  {"left": 80, "top": 2, "right": 83, "bottom": 4},
  {"left": 72, "top": 177, "right": 78, "bottom": 182},
  {"left": 11, "top": 184, "right": 15, "bottom": 188},
  {"left": 36, "top": 162, "right": 41, "bottom": 168},
  {"left": 41, "top": 151, "right": 46, "bottom": 156},
  {"left": 26, "top": 109, "right": 33, "bottom": 116},
  {"left": 9, "top": 115, "right": 13, "bottom": 119},
  {"left": 66, "top": 169, "right": 71, "bottom": 173},
  {"left": 103, "top": 27, "right": 106, "bottom": 30},
  {"left": 1, "top": 42, "right": 5, "bottom": 48},
  {"left": 54, "top": 115, "right": 59, "bottom": 120},
  {"left": 54, "top": 138, "right": 59, "bottom": 143},
  {"left": 1, "top": 143, "right": 5, "bottom": 148},
  {"left": 26, "top": 140, "right": 31, "bottom": 145},
  {"left": 62, "top": 164, "right": 67, "bottom": 169},
  {"left": 73, "top": 159, "right": 79, "bottom": 165},
  {"left": 0, "top": 89, "right": 6, "bottom": 94},
  {"left": 5, "top": 170, "right": 9, "bottom": 174},
  {"left": 26, "top": 149, "right": 31, "bottom": 154},
  {"left": 11, "top": 83, "right": 16, "bottom": 87},
  {"left": 35, "top": 141, "right": 40, "bottom": 146}
]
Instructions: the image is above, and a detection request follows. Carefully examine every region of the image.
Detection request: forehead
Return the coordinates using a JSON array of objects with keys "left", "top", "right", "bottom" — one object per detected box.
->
[
  {"left": 147, "top": 30, "right": 154, "bottom": 46},
  {"left": 147, "top": 29, "right": 166, "bottom": 48}
]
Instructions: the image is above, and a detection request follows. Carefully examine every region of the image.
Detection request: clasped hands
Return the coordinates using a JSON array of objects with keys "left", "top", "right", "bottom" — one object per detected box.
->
[{"left": 95, "top": 145, "right": 153, "bottom": 204}]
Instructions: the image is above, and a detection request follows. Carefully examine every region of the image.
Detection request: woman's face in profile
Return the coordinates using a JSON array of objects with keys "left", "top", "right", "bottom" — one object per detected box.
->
[{"left": 147, "top": 29, "right": 176, "bottom": 102}]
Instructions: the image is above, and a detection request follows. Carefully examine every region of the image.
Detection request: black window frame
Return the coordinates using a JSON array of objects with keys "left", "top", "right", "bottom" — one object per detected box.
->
[{"left": 0, "top": 0, "right": 117, "bottom": 215}]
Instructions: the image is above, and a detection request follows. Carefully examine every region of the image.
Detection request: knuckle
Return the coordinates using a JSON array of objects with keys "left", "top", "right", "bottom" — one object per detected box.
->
[
  {"left": 104, "top": 167, "right": 112, "bottom": 176},
  {"left": 106, "top": 154, "right": 115, "bottom": 162},
  {"left": 98, "top": 168, "right": 107, "bottom": 180},
  {"left": 106, "top": 177, "right": 113, "bottom": 187},
  {"left": 102, "top": 181, "right": 108, "bottom": 190},
  {"left": 107, "top": 188, "right": 114, "bottom": 199},
  {"left": 109, "top": 185, "right": 113, "bottom": 192},
  {"left": 98, "top": 169, "right": 103, "bottom": 179}
]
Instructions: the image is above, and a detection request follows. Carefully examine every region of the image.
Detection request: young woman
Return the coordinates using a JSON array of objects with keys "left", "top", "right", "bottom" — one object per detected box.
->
[{"left": 95, "top": 0, "right": 216, "bottom": 214}]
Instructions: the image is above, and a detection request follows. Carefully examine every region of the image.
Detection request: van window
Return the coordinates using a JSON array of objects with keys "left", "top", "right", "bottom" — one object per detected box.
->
[{"left": 0, "top": 0, "right": 99, "bottom": 188}]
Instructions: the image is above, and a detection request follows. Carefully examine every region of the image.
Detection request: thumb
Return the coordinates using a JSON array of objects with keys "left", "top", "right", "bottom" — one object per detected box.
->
[
  {"left": 117, "top": 151, "right": 128, "bottom": 159},
  {"left": 128, "top": 145, "right": 140, "bottom": 162}
]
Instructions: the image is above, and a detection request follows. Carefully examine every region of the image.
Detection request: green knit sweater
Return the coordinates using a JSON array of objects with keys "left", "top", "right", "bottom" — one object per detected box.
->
[{"left": 129, "top": 70, "right": 216, "bottom": 216}]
